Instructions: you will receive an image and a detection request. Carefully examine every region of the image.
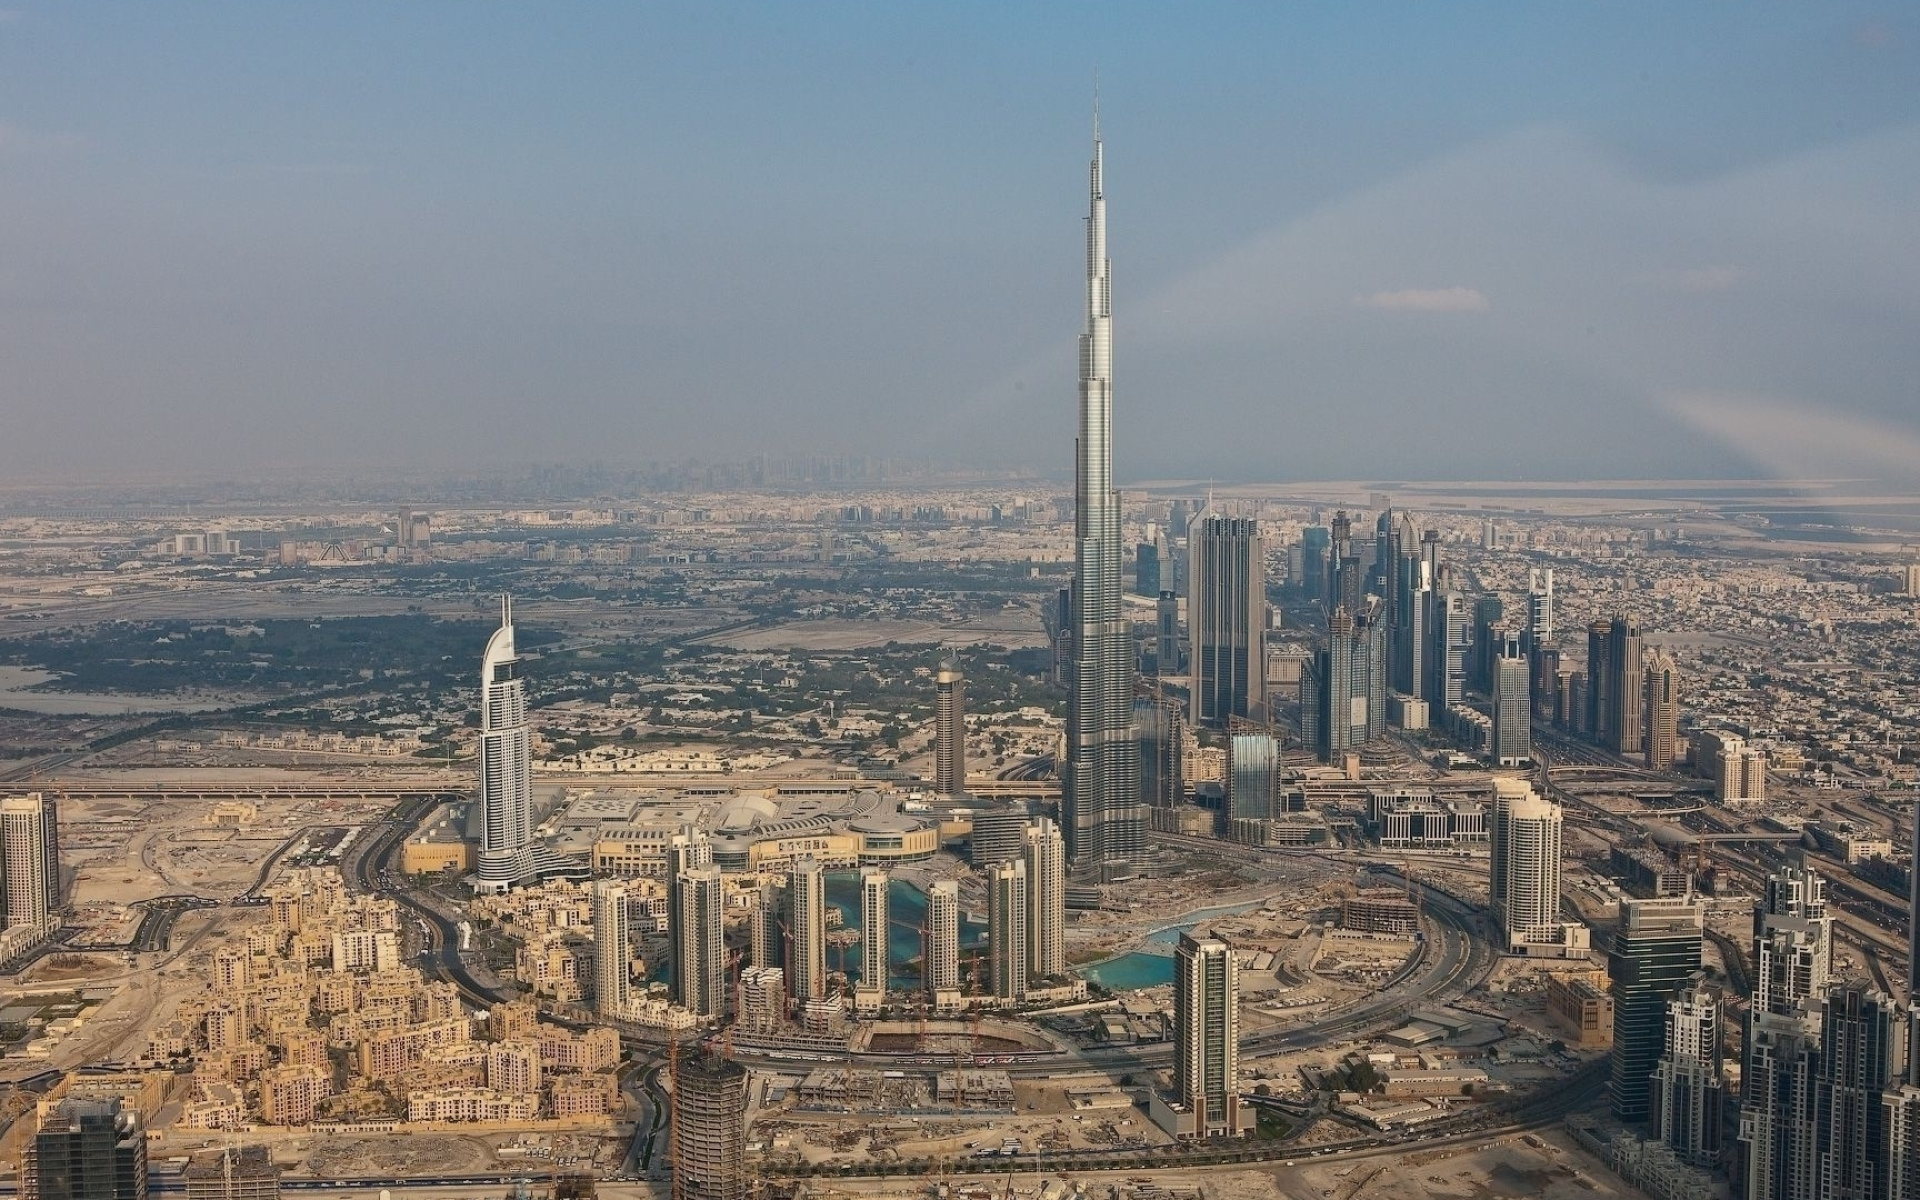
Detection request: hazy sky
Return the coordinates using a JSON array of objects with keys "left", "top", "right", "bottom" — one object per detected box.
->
[{"left": 3, "top": 3, "right": 1917, "bottom": 484}]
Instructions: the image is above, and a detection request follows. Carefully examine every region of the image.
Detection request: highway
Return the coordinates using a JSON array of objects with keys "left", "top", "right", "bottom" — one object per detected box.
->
[
  {"left": 1533, "top": 732, "right": 1914, "bottom": 999},
  {"left": 324, "top": 782, "right": 1518, "bottom": 1184},
  {"left": 0, "top": 751, "right": 83, "bottom": 785},
  {"left": 720, "top": 853, "right": 1495, "bottom": 1080},
  {"left": 0, "top": 1174, "right": 561, "bottom": 1196},
  {"left": 767, "top": 1045, "right": 1614, "bottom": 1183},
  {"left": 343, "top": 795, "right": 506, "bottom": 1014}
]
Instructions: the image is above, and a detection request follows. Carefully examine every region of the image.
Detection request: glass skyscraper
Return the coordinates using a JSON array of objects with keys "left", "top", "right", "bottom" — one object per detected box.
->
[
  {"left": 1188, "top": 514, "right": 1266, "bottom": 729},
  {"left": 28, "top": 1099, "right": 147, "bottom": 1200},
  {"left": 1064, "top": 116, "right": 1142, "bottom": 875}
]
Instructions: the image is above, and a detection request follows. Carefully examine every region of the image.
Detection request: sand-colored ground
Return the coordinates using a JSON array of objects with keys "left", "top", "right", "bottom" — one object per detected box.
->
[
  {"left": 51, "top": 785, "right": 396, "bottom": 911},
  {"left": 798, "top": 1124, "right": 1633, "bottom": 1200},
  {"left": 754, "top": 1074, "right": 1173, "bottom": 1169}
]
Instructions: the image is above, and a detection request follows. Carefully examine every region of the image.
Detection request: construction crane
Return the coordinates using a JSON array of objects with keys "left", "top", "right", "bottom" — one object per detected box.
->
[{"left": 723, "top": 946, "right": 743, "bottom": 1059}]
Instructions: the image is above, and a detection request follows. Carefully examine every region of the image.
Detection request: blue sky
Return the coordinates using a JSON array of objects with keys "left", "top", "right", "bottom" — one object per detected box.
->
[{"left": 2, "top": 3, "right": 1916, "bottom": 483}]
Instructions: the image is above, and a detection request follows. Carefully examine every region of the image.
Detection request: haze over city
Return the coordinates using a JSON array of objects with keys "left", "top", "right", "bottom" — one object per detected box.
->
[
  {"left": 2, "top": 3, "right": 1918, "bottom": 483},
  {"left": 9, "top": 10, "right": 1920, "bottom": 1200}
]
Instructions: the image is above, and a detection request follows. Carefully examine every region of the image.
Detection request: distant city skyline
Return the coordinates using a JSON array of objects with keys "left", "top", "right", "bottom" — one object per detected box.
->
[{"left": 1, "top": 6, "right": 1916, "bottom": 483}]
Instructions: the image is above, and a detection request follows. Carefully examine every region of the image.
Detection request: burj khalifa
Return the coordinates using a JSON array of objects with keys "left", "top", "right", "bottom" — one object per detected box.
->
[{"left": 1064, "top": 115, "right": 1143, "bottom": 875}]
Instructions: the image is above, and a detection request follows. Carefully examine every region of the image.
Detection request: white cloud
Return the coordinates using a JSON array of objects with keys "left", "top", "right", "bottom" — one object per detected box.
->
[{"left": 1354, "top": 286, "right": 1490, "bottom": 313}]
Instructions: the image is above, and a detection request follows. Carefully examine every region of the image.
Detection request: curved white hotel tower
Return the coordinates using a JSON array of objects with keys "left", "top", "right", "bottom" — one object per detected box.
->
[
  {"left": 1065, "top": 113, "right": 1143, "bottom": 875},
  {"left": 475, "top": 595, "right": 535, "bottom": 891}
]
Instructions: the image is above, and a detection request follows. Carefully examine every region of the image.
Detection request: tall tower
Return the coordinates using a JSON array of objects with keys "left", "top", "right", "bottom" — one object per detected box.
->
[
  {"left": 1024, "top": 818, "right": 1066, "bottom": 982},
  {"left": 1064, "top": 113, "right": 1143, "bottom": 875},
  {"left": 591, "top": 879, "right": 630, "bottom": 1018},
  {"left": 1391, "top": 516, "right": 1429, "bottom": 699},
  {"left": 1133, "top": 694, "right": 1185, "bottom": 810},
  {"left": 1741, "top": 852, "right": 1831, "bottom": 1200},
  {"left": 1649, "top": 972, "right": 1725, "bottom": 1166},
  {"left": 1490, "top": 780, "right": 1562, "bottom": 947},
  {"left": 1609, "top": 896, "right": 1704, "bottom": 1123},
  {"left": 787, "top": 857, "right": 826, "bottom": 1008},
  {"left": 924, "top": 880, "right": 961, "bottom": 1004},
  {"left": 1814, "top": 986, "right": 1901, "bottom": 1200},
  {"left": 1527, "top": 568, "right": 1555, "bottom": 648},
  {"left": 1586, "top": 618, "right": 1615, "bottom": 745},
  {"left": 1491, "top": 632, "right": 1532, "bottom": 767},
  {"left": 672, "top": 1052, "right": 748, "bottom": 1200},
  {"left": 28, "top": 1099, "right": 148, "bottom": 1200},
  {"left": 1371, "top": 507, "right": 1397, "bottom": 605},
  {"left": 1188, "top": 515, "right": 1267, "bottom": 728},
  {"left": 987, "top": 859, "right": 1029, "bottom": 1003},
  {"left": 1227, "top": 732, "right": 1279, "bottom": 824},
  {"left": 750, "top": 879, "right": 786, "bottom": 973},
  {"left": 1301, "top": 524, "right": 1330, "bottom": 603},
  {"left": 1171, "top": 932, "right": 1248, "bottom": 1138},
  {"left": 475, "top": 595, "right": 534, "bottom": 892},
  {"left": 1313, "top": 608, "right": 1367, "bottom": 762},
  {"left": 1428, "top": 589, "right": 1470, "bottom": 706},
  {"left": 1, "top": 793, "right": 58, "bottom": 933},
  {"left": 857, "top": 868, "right": 889, "bottom": 1007},
  {"left": 1607, "top": 617, "right": 1644, "bottom": 756},
  {"left": 674, "top": 865, "right": 725, "bottom": 1020},
  {"left": 1154, "top": 591, "right": 1180, "bottom": 676},
  {"left": 933, "top": 657, "right": 966, "bottom": 797},
  {"left": 1885, "top": 1010, "right": 1920, "bottom": 1200},
  {"left": 667, "top": 829, "right": 714, "bottom": 1008},
  {"left": 1327, "top": 510, "right": 1359, "bottom": 613},
  {"left": 1755, "top": 851, "right": 1833, "bottom": 1016},
  {"left": 1644, "top": 649, "right": 1681, "bottom": 770}
]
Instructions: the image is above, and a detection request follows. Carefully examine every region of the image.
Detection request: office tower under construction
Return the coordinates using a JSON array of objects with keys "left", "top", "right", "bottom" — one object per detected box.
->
[{"left": 672, "top": 1053, "right": 747, "bottom": 1200}]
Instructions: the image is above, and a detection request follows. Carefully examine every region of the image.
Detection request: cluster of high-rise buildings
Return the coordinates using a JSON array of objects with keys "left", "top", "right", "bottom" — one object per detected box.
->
[
  {"left": 1572, "top": 846, "right": 1920, "bottom": 1200},
  {"left": 735, "top": 817, "right": 1070, "bottom": 1028},
  {"left": 1727, "top": 851, "right": 1920, "bottom": 1200},
  {"left": 1130, "top": 480, "right": 1712, "bottom": 788},
  {"left": 1520, "top": 616, "right": 1685, "bottom": 768},
  {"left": 1132, "top": 502, "right": 1564, "bottom": 780}
]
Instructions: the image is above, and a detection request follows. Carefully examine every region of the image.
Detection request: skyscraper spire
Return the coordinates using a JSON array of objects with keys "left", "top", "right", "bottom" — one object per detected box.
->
[{"left": 1065, "top": 112, "right": 1143, "bottom": 875}]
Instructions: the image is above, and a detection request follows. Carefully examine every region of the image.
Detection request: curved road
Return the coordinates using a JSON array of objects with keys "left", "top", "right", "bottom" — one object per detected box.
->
[{"left": 345, "top": 790, "right": 1506, "bottom": 1179}]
